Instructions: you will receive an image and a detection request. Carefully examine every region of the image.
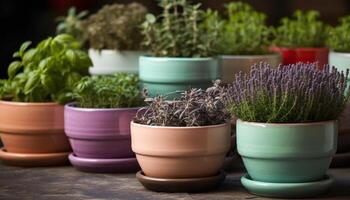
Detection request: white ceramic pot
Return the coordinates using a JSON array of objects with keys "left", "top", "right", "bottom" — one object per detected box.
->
[
  {"left": 220, "top": 54, "right": 281, "bottom": 83},
  {"left": 88, "top": 49, "right": 144, "bottom": 75}
]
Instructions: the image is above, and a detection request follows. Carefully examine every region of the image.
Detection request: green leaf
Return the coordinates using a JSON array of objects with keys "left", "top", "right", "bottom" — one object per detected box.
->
[
  {"left": 20, "top": 41, "right": 32, "bottom": 53},
  {"left": 146, "top": 14, "right": 156, "bottom": 23},
  {"left": 7, "top": 61, "right": 22, "bottom": 79},
  {"left": 24, "top": 71, "right": 40, "bottom": 94}
]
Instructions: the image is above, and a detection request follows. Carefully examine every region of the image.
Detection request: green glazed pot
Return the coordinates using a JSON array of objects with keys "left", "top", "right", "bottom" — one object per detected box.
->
[
  {"left": 237, "top": 120, "right": 337, "bottom": 183},
  {"left": 139, "top": 56, "right": 220, "bottom": 98}
]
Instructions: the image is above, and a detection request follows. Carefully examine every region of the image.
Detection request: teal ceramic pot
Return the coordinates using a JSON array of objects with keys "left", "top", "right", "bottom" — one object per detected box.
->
[
  {"left": 139, "top": 56, "right": 220, "bottom": 98},
  {"left": 237, "top": 120, "right": 337, "bottom": 183}
]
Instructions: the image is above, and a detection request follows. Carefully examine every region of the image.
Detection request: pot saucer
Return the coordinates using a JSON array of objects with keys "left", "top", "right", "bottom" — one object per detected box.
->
[
  {"left": 0, "top": 148, "right": 69, "bottom": 167},
  {"left": 331, "top": 151, "right": 350, "bottom": 168},
  {"left": 136, "top": 170, "right": 226, "bottom": 193},
  {"left": 69, "top": 153, "right": 140, "bottom": 173},
  {"left": 241, "top": 173, "right": 333, "bottom": 198}
]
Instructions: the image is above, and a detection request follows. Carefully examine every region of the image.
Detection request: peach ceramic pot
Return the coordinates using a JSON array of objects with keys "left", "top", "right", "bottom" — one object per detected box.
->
[
  {"left": 0, "top": 101, "right": 71, "bottom": 153},
  {"left": 131, "top": 122, "right": 231, "bottom": 179}
]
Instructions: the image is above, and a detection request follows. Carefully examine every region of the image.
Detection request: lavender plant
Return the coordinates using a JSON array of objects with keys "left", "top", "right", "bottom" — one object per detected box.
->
[
  {"left": 224, "top": 62, "right": 349, "bottom": 123},
  {"left": 134, "top": 85, "right": 230, "bottom": 127}
]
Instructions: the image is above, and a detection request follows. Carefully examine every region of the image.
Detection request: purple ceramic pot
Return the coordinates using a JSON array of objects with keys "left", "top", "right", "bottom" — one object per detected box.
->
[{"left": 64, "top": 103, "right": 139, "bottom": 159}]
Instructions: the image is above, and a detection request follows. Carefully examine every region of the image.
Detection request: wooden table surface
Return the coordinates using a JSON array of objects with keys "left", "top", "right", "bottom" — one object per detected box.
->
[{"left": 0, "top": 164, "right": 349, "bottom": 200}]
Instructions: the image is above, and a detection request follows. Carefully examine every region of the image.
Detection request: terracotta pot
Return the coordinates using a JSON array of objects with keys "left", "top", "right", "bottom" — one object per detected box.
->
[
  {"left": 64, "top": 103, "right": 137, "bottom": 158},
  {"left": 0, "top": 101, "right": 70, "bottom": 153},
  {"left": 219, "top": 54, "right": 281, "bottom": 83},
  {"left": 270, "top": 47, "right": 329, "bottom": 68},
  {"left": 131, "top": 122, "right": 231, "bottom": 179}
]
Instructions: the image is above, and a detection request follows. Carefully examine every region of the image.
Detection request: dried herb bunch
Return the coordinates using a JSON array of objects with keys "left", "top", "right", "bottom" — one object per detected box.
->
[
  {"left": 142, "top": 0, "right": 220, "bottom": 57},
  {"left": 217, "top": 2, "right": 272, "bottom": 55},
  {"left": 72, "top": 73, "right": 143, "bottom": 108},
  {"left": 81, "top": 3, "right": 147, "bottom": 50},
  {"left": 273, "top": 10, "right": 329, "bottom": 48},
  {"left": 134, "top": 85, "right": 230, "bottom": 126},
  {"left": 224, "top": 62, "right": 350, "bottom": 123},
  {"left": 327, "top": 16, "right": 350, "bottom": 53},
  {"left": 56, "top": 7, "right": 88, "bottom": 44}
]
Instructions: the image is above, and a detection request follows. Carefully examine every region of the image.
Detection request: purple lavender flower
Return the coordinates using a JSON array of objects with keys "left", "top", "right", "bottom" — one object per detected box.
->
[{"left": 224, "top": 62, "right": 350, "bottom": 123}]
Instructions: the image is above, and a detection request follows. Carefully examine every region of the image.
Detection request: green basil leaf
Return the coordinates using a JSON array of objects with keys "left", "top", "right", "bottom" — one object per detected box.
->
[
  {"left": 24, "top": 71, "right": 40, "bottom": 94},
  {"left": 19, "top": 41, "right": 32, "bottom": 54},
  {"left": 7, "top": 61, "right": 22, "bottom": 79}
]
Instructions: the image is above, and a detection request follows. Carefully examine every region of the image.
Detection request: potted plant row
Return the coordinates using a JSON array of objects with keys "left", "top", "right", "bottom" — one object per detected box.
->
[
  {"left": 0, "top": 34, "right": 91, "bottom": 167},
  {"left": 327, "top": 15, "right": 350, "bottom": 166},
  {"left": 222, "top": 62, "right": 349, "bottom": 198},
  {"left": 64, "top": 73, "right": 143, "bottom": 173},
  {"left": 81, "top": 3, "right": 147, "bottom": 75},
  {"left": 216, "top": 2, "right": 281, "bottom": 83},
  {"left": 131, "top": 87, "right": 231, "bottom": 192},
  {"left": 139, "top": 0, "right": 221, "bottom": 98},
  {"left": 271, "top": 10, "right": 329, "bottom": 68}
]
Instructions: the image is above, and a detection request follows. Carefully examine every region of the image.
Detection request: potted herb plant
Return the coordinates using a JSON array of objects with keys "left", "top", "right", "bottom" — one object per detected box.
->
[
  {"left": 140, "top": 0, "right": 220, "bottom": 98},
  {"left": 64, "top": 73, "right": 143, "bottom": 173},
  {"left": 223, "top": 62, "right": 349, "bottom": 198},
  {"left": 271, "top": 10, "right": 329, "bottom": 68},
  {"left": 131, "top": 87, "right": 231, "bottom": 192},
  {"left": 216, "top": 2, "right": 281, "bottom": 83},
  {"left": 56, "top": 7, "right": 88, "bottom": 45},
  {"left": 81, "top": 3, "right": 147, "bottom": 75},
  {"left": 0, "top": 34, "right": 91, "bottom": 167},
  {"left": 327, "top": 15, "right": 350, "bottom": 165}
]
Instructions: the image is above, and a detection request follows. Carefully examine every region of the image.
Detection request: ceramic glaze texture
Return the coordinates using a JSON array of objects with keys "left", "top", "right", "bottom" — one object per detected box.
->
[
  {"left": 88, "top": 49, "right": 143, "bottom": 75},
  {"left": 220, "top": 54, "right": 281, "bottom": 83},
  {"left": 139, "top": 56, "right": 220, "bottom": 97},
  {"left": 271, "top": 47, "right": 329, "bottom": 68},
  {"left": 64, "top": 103, "right": 138, "bottom": 158},
  {"left": 0, "top": 101, "right": 70, "bottom": 153},
  {"left": 329, "top": 52, "right": 350, "bottom": 72},
  {"left": 237, "top": 120, "right": 337, "bottom": 183},
  {"left": 131, "top": 122, "right": 231, "bottom": 179}
]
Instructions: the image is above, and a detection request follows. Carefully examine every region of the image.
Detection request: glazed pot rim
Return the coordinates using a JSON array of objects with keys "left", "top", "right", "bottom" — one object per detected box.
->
[
  {"left": 65, "top": 102, "right": 141, "bottom": 112},
  {"left": 237, "top": 119, "right": 337, "bottom": 126},
  {"left": 131, "top": 121, "right": 230, "bottom": 129},
  {"left": 140, "top": 55, "right": 216, "bottom": 61},
  {"left": 271, "top": 46, "right": 329, "bottom": 51},
  {"left": 89, "top": 48, "right": 146, "bottom": 54},
  {"left": 219, "top": 53, "right": 280, "bottom": 59},
  {"left": 0, "top": 100, "right": 60, "bottom": 107}
]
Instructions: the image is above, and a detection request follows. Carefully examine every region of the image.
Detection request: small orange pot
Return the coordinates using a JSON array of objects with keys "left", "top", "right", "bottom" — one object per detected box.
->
[
  {"left": 131, "top": 122, "right": 231, "bottom": 179},
  {"left": 0, "top": 101, "right": 71, "bottom": 153}
]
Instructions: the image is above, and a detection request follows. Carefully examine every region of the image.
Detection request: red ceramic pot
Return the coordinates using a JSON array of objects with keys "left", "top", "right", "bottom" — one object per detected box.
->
[{"left": 270, "top": 47, "right": 329, "bottom": 69}]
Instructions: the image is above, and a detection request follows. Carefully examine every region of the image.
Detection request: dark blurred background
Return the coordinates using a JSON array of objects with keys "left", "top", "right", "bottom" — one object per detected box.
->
[{"left": 0, "top": 0, "right": 349, "bottom": 78}]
